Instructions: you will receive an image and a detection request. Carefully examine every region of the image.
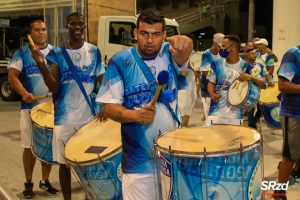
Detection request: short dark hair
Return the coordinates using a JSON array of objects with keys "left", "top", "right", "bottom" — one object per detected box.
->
[
  {"left": 29, "top": 19, "right": 45, "bottom": 33},
  {"left": 66, "top": 12, "right": 84, "bottom": 23},
  {"left": 137, "top": 8, "right": 166, "bottom": 31},
  {"left": 224, "top": 34, "right": 241, "bottom": 51}
]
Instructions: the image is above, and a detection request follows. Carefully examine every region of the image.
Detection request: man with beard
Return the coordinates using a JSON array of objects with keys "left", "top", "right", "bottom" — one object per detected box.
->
[
  {"left": 30, "top": 12, "right": 105, "bottom": 200},
  {"left": 207, "top": 35, "right": 265, "bottom": 125},
  {"left": 96, "top": 8, "right": 193, "bottom": 200}
]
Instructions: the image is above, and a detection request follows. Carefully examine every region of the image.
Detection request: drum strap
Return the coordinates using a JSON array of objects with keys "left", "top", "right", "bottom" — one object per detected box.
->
[
  {"left": 130, "top": 47, "right": 181, "bottom": 127},
  {"left": 61, "top": 47, "right": 96, "bottom": 116}
]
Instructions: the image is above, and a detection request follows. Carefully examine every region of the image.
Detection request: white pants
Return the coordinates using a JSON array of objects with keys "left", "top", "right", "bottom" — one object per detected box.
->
[
  {"left": 20, "top": 109, "right": 32, "bottom": 148},
  {"left": 207, "top": 116, "right": 243, "bottom": 126},
  {"left": 201, "top": 97, "right": 211, "bottom": 120},
  {"left": 122, "top": 173, "right": 160, "bottom": 200},
  {"left": 52, "top": 124, "right": 84, "bottom": 164},
  {"left": 178, "top": 89, "right": 197, "bottom": 116}
]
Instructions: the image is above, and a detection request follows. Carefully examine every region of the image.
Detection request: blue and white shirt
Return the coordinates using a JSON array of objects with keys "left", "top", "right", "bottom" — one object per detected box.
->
[
  {"left": 277, "top": 45, "right": 300, "bottom": 118},
  {"left": 97, "top": 42, "right": 187, "bottom": 174},
  {"left": 207, "top": 58, "right": 260, "bottom": 122},
  {"left": 200, "top": 49, "right": 221, "bottom": 97},
  {"left": 8, "top": 44, "right": 53, "bottom": 109},
  {"left": 46, "top": 42, "right": 104, "bottom": 125}
]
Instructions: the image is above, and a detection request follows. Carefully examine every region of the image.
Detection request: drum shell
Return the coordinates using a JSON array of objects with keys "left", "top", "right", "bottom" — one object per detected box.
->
[
  {"left": 156, "top": 126, "right": 263, "bottom": 200},
  {"left": 71, "top": 152, "right": 122, "bottom": 200},
  {"left": 31, "top": 122, "right": 56, "bottom": 164}
]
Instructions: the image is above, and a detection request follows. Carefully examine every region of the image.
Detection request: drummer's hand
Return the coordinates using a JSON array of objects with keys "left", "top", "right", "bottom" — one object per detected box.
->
[
  {"left": 96, "top": 111, "right": 108, "bottom": 122},
  {"left": 211, "top": 92, "right": 220, "bottom": 103},
  {"left": 238, "top": 72, "right": 252, "bottom": 82},
  {"left": 22, "top": 92, "right": 35, "bottom": 103},
  {"left": 136, "top": 104, "right": 155, "bottom": 124},
  {"left": 268, "top": 82, "right": 275, "bottom": 87},
  {"left": 29, "top": 45, "right": 45, "bottom": 66}
]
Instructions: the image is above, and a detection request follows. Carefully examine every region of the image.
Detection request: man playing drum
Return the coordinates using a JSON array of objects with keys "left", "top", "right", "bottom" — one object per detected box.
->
[
  {"left": 8, "top": 19, "right": 58, "bottom": 198},
  {"left": 274, "top": 45, "right": 300, "bottom": 199},
  {"left": 200, "top": 33, "right": 224, "bottom": 123},
  {"left": 207, "top": 35, "right": 265, "bottom": 125},
  {"left": 97, "top": 8, "right": 193, "bottom": 200},
  {"left": 243, "top": 47, "right": 268, "bottom": 129},
  {"left": 30, "top": 12, "right": 105, "bottom": 200}
]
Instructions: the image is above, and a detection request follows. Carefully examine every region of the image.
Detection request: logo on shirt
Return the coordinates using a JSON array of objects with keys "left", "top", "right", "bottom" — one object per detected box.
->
[{"left": 71, "top": 52, "right": 81, "bottom": 62}]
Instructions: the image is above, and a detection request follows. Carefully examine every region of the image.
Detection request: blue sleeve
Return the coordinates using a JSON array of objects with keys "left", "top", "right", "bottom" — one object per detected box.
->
[
  {"left": 278, "top": 51, "right": 299, "bottom": 81},
  {"left": 95, "top": 48, "right": 105, "bottom": 76}
]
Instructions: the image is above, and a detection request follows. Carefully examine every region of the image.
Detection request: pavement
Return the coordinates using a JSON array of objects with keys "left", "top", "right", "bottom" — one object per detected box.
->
[{"left": 0, "top": 97, "right": 299, "bottom": 200}]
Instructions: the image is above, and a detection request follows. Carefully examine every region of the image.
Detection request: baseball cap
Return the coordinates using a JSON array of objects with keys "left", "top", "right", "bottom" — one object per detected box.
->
[
  {"left": 213, "top": 33, "right": 225, "bottom": 46},
  {"left": 254, "top": 38, "right": 268, "bottom": 46}
]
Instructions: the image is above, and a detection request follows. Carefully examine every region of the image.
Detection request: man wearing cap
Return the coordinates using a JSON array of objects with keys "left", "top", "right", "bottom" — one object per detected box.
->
[
  {"left": 199, "top": 32, "right": 224, "bottom": 123},
  {"left": 254, "top": 38, "right": 276, "bottom": 85}
]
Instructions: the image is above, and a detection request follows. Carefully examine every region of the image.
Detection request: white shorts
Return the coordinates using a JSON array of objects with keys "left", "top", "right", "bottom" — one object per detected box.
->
[
  {"left": 178, "top": 89, "right": 197, "bottom": 116},
  {"left": 20, "top": 109, "right": 32, "bottom": 148},
  {"left": 122, "top": 173, "right": 160, "bottom": 200},
  {"left": 52, "top": 124, "right": 84, "bottom": 164},
  {"left": 207, "top": 116, "right": 243, "bottom": 126},
  {"left": 201, "top": 97, "right": 211, "bottom": 119}
]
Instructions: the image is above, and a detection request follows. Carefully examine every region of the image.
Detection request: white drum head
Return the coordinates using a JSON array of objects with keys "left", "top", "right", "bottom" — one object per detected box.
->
[
  {"left": 228, "top": 79, "right": 249, "bottom": 105},
  {"left": 65, "top": 119, "right": 121, "bottom": 166},
  {"left": 156, "top": 125, "right": 261, "bottom": 157},
  {"left": 30, "top": 101, "right": 54, "bottom": 128},
  {"left": 259, "top": 82, "right": 279, "bottom": 103}
]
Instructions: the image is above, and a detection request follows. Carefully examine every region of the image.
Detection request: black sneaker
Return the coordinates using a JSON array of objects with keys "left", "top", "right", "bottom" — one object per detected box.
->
[
  {"left": 39, "top": 180, "right": 59, "bottom": 195},
  {"left": 22, "top": 181, "right": 35, "bottom": 199},
  {"left": 272, "top": 190, "right": 287, "bottom": 200},
  {"left": 291, "top": 168, "right": 300, "bottom": 179}
]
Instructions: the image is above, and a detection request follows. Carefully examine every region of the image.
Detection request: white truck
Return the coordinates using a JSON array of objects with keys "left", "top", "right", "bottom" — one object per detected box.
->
[{"left": 0, "top": 0, "right": 180, "bottom": 101}]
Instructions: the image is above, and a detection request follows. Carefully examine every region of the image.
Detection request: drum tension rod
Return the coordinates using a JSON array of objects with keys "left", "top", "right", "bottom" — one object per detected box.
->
[
  {"left": 240, "top": 143, "right": 245, "bottom": 200},
  {"left": 204, "top": 147, "right": 209, "bottom": 200}
]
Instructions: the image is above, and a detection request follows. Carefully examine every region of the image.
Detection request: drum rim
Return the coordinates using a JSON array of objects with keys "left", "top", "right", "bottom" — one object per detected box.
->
[
  {"left": 30, "top": 119, "right": 53, "bottom": 130},
  {"left": 156, "top": 141, "right": 261, "bottom": 158},
  {"left": 65, "top": 145, "right": 122, "bottom": 166},
  {"left": 155, "top": 126, "right": 262, "bottom": 157}
]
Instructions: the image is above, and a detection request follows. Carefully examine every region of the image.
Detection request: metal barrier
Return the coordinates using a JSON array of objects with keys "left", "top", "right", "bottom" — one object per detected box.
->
[{"left": 0, "top": 181, "right": 20, "bottom": 200}]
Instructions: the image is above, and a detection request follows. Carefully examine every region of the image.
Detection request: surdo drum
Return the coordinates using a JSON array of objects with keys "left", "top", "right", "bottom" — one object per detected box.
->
[
  {"left": 228, "top": 79, "right": 260, "bottom": 110},
  {"left": 259, "top": 82, "right": 281, "bottom": 128},
  {"left": 64, "top": 119, "right": 122, "bottom": 200},
  {"left": 30, "top": 101, "right": 56, "bottom": 164},
  {"left": 155, "top": 125, "right": 263, "bottom": 200}
]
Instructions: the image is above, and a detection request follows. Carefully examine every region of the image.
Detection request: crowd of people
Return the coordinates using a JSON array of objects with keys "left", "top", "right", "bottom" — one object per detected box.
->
[{"left": 7, "top": 7, "right": 300, "bottom": 200}]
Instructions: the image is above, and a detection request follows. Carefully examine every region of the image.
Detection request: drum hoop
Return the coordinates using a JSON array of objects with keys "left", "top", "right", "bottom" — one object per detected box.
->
[
  {"left": 156, "top": 140, "right": 261, "bottom": 158},
  {"left": 66, "top": 145, "right": 122, "bottom": 166},
  {"left": 227, "top": 79, "right": 251, "bottom": 106},
  {"left": 30, "top": 119, "right": 53, "bottom": 130}
]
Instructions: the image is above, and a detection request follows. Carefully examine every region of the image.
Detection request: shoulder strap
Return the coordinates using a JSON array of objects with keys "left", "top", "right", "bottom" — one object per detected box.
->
[
  {"left": 61, "top": 47, "right": 96, "bottom": 116},
  {"left": 131, "top": 48, "right": 181, "bottom": 127}
]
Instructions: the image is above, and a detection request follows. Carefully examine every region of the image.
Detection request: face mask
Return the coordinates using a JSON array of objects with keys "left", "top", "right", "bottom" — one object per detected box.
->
[
  {"left": 219, "top": 48, "right": 230, "bottom": 58},
  {"left": 256, "top": 51, "right": 261, "bottom": 58}
]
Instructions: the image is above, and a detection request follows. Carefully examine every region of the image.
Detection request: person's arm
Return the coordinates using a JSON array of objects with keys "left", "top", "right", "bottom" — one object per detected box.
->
[
  {"left": 267, "top": 65, "right": 274, "bottom": 76},
  {"left": 239, "top": 72, "right": 266, "bottom": 89},
  {"left": 30, "top": 46, "right": 59, "bottom": 92},
  {"left": 278, "top": 76, "right": 300, "bottom": 94},
  {"left": 103, "top": 103, "right": 155, "bottom": 124},
  {"left": 166, "top": 35, "right": 193, "bottom": 66},
  {"left": 207, "top": 82, "right": 220, "bottom": 102},
  {"left": 8, "top": 68, "right": 35, "bottom": 103}
]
